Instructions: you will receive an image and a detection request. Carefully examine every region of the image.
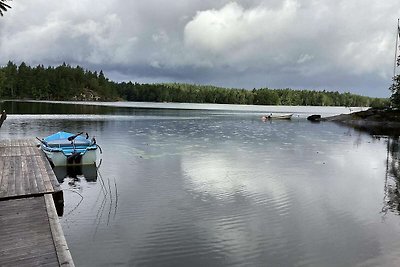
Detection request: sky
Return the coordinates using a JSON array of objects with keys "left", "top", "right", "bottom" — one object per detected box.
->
[{"left": 0, "top": 0, "right": 400, "bottom": 98}]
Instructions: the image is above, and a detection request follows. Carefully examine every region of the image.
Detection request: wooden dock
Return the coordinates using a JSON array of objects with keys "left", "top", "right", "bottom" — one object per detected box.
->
[{"left": 0, "top": 139, "right": 74, "bottom": 266}]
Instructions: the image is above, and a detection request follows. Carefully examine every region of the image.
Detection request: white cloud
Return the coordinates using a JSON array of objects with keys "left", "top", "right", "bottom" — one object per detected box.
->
[
  {"left": 181, "top": 0, "right": 399, "bottom": 95},
  {"left": 297, "top": 54, "right": 314, "bottom": 64},
  {"left": 184, "top": 1, "right": 298, "bottom": 54},
  {"left": 0, "top": 0, "right": 399, "bottom": 96}
]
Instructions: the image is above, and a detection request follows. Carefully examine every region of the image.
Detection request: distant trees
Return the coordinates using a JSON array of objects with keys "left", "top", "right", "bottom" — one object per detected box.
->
[
  {"left": 0, "top": 0, "right": 11, "bottom": 16},
  {"left": 0, "top": 61, "right": 119, "bottom": 100},
  {"left": 0, "top": 61, "right": 389, "bottom": 107},
  {"left": 116, "top": 82, "right": 387, "bottom": 107}
]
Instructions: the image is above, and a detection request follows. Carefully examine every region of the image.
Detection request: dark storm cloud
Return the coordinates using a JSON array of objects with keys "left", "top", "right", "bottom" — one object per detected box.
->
[{"left": 0, "top": 0, "right": 399, "bottom": 97}]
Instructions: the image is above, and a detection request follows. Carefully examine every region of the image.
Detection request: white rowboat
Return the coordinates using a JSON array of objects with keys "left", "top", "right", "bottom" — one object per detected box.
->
[
  {"left": 261, "top": 113, "right": 293, "bottom": 121},
  {"left": 39, "top": 131, "right": 98, "bottom": 166}
]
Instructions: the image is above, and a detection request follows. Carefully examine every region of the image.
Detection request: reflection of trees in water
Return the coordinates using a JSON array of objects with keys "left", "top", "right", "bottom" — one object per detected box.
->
[{"left": 382, "top": 136, "right": 400, "bottom": 215}]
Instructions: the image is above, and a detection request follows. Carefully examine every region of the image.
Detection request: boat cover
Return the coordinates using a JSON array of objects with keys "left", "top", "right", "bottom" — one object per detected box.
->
[{"left": 43, "top": 131, "right": 92, "bottom": 148}]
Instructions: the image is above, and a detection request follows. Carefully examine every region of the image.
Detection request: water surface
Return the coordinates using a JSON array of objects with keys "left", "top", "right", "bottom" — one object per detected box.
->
[{"left": 0, "top": 101, "right": 399, "bottom": 267}]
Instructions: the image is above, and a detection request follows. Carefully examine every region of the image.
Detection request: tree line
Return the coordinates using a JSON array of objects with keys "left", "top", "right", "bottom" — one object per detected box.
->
[
  {"left": 0, "top": 61, "right": 389, "bottom": 107},
  {"left": 0, "top": 61, "right": 118, "bottom": 100}
]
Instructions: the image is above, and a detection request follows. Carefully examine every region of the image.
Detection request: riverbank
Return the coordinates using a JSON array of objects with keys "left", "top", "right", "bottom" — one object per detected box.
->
[{"left": 324, "top": 108, "right": 400, "bottom": 135}]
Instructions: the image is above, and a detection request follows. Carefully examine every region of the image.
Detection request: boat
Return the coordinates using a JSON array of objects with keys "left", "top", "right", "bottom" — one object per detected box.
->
[
  {"left": 262, "top": 113, "right": 293, "bottom": 121},
  {"left": 38, "top": 131, "right": 98, "bottom": 166},
  {"left": 307, "top": 114, "right": 322, "bottom": 122}
]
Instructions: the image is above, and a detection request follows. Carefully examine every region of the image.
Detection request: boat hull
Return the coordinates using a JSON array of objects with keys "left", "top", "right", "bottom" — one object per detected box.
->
[
  {"left": 262, "top": 114, "right": 293, "bottom": 120},
  {"left": 41, "top": 147, "right": 97, "bottom": 166}
]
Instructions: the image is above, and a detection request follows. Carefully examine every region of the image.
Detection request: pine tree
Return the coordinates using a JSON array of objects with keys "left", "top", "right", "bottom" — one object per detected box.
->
[
  {"left": 390, "top": 24, "right": 400, "bottom": 108},
  {"left": 390, "top": 44, "right": 400, "bottom": 108},
  {"left": 390, "top": 75, "right": 400, "bottom": 108},
  {"left": 0, "top": 0, "right": 11, "bottom": 16}
]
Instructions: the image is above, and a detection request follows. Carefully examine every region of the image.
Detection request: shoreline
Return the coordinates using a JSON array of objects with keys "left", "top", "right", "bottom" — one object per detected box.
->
[
  {"left": 323, "top": 108, "right": 400, "bottom": 135},
  {"left": 0, "top": 99, "right": 364, "bottom": 114}
]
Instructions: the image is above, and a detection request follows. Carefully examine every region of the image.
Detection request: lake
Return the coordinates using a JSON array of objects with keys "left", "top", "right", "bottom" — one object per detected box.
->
[{"left": 0, "top": 101, "right": 399, "bottom": 267}]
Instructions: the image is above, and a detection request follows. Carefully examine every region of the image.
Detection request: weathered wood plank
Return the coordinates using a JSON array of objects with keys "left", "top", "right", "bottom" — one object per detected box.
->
[
  {"left": 45, "top": 194, "right": 74, "bottom": 266},
  {"left": 0, "top": 155, "right": 11, "bottom": 197},
  {"left": 0, "top": 139, "right": 72, "bottom": 266},
  {"left": 0, "top": 158, "right": 4, "bottom": 192},
  {"left": 41, "top": 153, "right": 62, "bottom": 192},
  {"left": 0, "top": 139, "right": 61, "bottom": 199},
  {"left": 21, "top": 156, "right": 30, "bottom": 195},
  {"left": 7, "top": 156, "right": 16, "bottom": 197},
  {"left": 0, "top": 196, "right": 72, "bottom": 266},
  {"left": 32, "top": 155, "right": 46, "bottom": 193},
  {"left": 30, "top": 145, "right": 41, "bottom": 156},
  {"left": 15, "top": 156, "right": 25, "bottom": 196},
  {"left": 0, "top": 146, "right": 11, "bottom": 197},
  {"left": 0, "top": 252, "right": 59, "bottom": 267},
  {"left": 0, "top": 197, "right": 60, "bottom": 267},
  {"left": 37, "top": 156, "right": 54, "bottom": 193},
  {"left": 26, "top": 155, "right": 39, "bottom": 194}
]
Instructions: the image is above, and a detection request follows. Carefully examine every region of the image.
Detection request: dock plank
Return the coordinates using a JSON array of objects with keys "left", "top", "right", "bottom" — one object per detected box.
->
[
  {"left": 6, "top": 156, "right": 15, "bottom": 197},
  {"left": 32, "top": 155, "right": 46, "bottom": 193},
  {"left": 15, "top": 156, "right": 24, "bottom": 196},
  {"left": 37, "top": 156, "right": 54, "bottom": 193},
  {"left": 0, "top": 197, "right": 59, "bottom": 267},
  {"left": 45, "top": 194, "right": 74, "bottom": 266},
  {"left": 0, "top": 139, "right": 74, "bottom": 266},
  {"left": 0, "top": 158, "right": 10, "bottom": 197},
  {"left": 26, "top": 155, "right": 39, "bottom": 194},
  {"left": 21, "top": 156, "right": 30, "bottom": 195},
  {"left": 0, "top": 158, "right": 4, "bottom": 192},
  {"left": 0, "top": 139, "right": 62, "bottom": 200}
]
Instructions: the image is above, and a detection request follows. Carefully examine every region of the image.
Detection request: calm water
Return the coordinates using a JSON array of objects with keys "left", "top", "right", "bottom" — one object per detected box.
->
[{"left": 1, "top": 101, "right": 400, "bottom": 267}]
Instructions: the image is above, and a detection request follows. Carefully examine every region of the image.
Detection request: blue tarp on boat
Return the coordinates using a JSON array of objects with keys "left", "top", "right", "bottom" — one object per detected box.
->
[{"left": 43, "top": 131, "right": 91, "bottom": 148}]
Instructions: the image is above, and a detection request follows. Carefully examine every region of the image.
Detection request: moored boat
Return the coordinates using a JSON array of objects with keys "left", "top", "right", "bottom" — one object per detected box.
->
[
  {"left": 38, "top": 131, "right": 98, "bottom": 166},
  {"left": 262, "top": 113, "right": 293, "bottom": 121}
]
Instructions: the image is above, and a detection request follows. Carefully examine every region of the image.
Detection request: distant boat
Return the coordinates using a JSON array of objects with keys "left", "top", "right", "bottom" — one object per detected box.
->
[
  {"left": 262, "top": 113, "right": 293, "bottom": 121},
  {"left": 38, "top": 131, "right": 98, "bottom": 166},
  {"left": 307, "top": 114, "right": 322, "bottom": 122}
]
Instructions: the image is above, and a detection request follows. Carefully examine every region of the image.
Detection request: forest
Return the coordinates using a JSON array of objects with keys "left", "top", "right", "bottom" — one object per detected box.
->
[{"left": 0, "top": 61, "right": 389, "bottom": 107}]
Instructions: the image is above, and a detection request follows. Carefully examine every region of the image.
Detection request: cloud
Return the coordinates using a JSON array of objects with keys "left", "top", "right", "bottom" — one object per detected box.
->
[
  {"left": 182, "top": 0, "right": 399, "bottom": 96},
  {"left": 184, "top": 1, "right": 298, "bottom": 54},
  {"left": 0, "top": 0, "right": 399, "bottom": 97}
]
